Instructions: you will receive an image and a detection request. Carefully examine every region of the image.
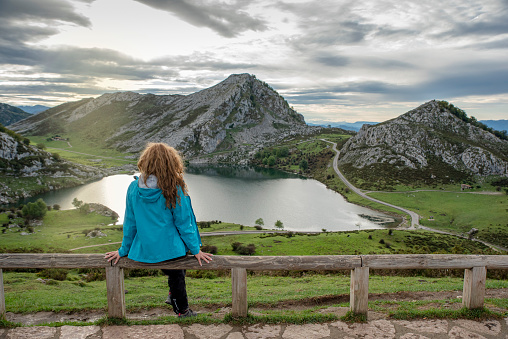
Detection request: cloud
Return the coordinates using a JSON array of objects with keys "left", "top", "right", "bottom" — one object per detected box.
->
[
  {"left": 0, "top": 0, "right": 92, "bottom": 45},
  {"left": 133, "top": 0, "right": 269, "bottom": 38}
]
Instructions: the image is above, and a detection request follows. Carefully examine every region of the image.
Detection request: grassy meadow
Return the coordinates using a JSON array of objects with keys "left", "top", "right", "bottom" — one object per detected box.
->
[
  {"left": 367, "top": 191, "right": 508, "bottom": 248},
  {"left": 27, "top": 135, "right": 137, "bottom": 168}
]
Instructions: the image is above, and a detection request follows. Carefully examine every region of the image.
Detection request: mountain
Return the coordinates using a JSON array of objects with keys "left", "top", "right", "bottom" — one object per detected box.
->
[
  {"left": 10, "top": 74, "right": 315, "bottom": 162},
  {"left": 480, "top": 120, "right": 508, "bottom": 133},
  {"left": 308, "top": 121, "right": 378, "bottom": 132},
  {"left": 338, "top": 100, "right": 508, "bottom": 188},
  {"left": 0, "top": 125, "right": 104, "bottom": 204},
  {"left": 0, "top": 103, "right": 31, "bottom": 126},
  {"left": 17, "top": 105, "right": 50, "bottom": 114}
]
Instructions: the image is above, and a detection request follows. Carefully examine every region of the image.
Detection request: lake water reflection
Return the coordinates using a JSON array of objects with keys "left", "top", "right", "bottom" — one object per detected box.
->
[{"left": 27, "top": 165, "right": 394, "bottom": 232}]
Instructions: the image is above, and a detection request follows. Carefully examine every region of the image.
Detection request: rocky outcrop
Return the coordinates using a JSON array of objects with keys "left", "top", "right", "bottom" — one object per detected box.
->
[
  {"left": 0, "top": 129, "right": 105, "bottom": 204},
  {"left": 11, "top": 74, "right": 317, "bottom": 160},
  {"left": 338, "top": 100, "right": 508, "bottom": 181}
]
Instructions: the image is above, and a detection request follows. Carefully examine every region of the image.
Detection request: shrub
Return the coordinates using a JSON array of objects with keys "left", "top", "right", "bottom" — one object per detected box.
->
[
  {"left": 186, "top": 270, "right": 218, "bottom": 279},
  {"left": 37, "top": 268, "right": 68, "bottom": 281},
  {"left": 201, "top": 245, "right": 218, "bottom": 254},
  {"left": 254, "top": 225, "right": 263, "bottom": 230},
  {"left": 368, "top": 235, "right": 373, "bottom": 240},
  {"left": 125, "top": 269, "right": 160, "bottom": 278},
  {"left": 379, "top": 239, "right": 385, "bottom": 244},
  {"left": 53, "top": 204, "right": 61, "bottom": 211},
  {"left": 78, "top": 268, "right": 106, "bottom": 282},
  {"left": 231, "top": 242, "right": 242, "bottom": 251},
  {"left": 236, "top": 244, "right": 256, "bottom": 255},
  {"left": 22, "top": 199, "right": 47, "bottom": 220}
]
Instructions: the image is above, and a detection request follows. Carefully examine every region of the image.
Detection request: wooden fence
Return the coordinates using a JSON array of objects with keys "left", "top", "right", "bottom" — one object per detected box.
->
[{"left": 0, "top": 254, "right": 506, "bottom": 318}]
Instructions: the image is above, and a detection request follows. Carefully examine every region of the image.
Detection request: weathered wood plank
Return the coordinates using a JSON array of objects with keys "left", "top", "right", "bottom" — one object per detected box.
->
[
  {"left": 0, "top": 254, "right": 107, "bottom": 268},
  {"left": 0, "top": 269, "right": 5, "bottom": 318},
  {"left": 0, "top": 254, "right": 361, "bottom": 270},
  {"left": 106, "top": 265, "right": 125, "bottom": 318},
  {"left": 231, "top": 268, "right": 248, "bottom": 317},
  {"left": 463, "top": 266, "right": 487, "bottom": 309},
  {"left": 116, "top": 255, "right": 363, "bottom": 270},
  {"left": 1, "top": 254, "right": 506, "bottom": 270},
  {"left": 361, "top": 254, "right": 508, "bottom": 269},
  {"left": 350, "top": 267, "right": 369, "bottom": 315}
]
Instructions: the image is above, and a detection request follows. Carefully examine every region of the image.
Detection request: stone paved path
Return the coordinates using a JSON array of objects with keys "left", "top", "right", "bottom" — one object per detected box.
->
[{"left": 2, "top": 318, "right": 507, "bottom": 338}]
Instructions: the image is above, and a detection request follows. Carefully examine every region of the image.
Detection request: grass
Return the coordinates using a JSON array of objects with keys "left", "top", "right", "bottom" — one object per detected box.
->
[
  {"left": 4, "top": 271, "right": 507, "bottom": 314},
  {"left": 28, "top": 135, "right": 137, "bottom": 168},
  {"left": 200, "top": 229, "right": 495, "bottom": 256},
  {"left": 367, "top": 190, "right": 508, "bottom": 248},
  {"left": 1, "top": 209, "right": 120, "bottom": 252}
]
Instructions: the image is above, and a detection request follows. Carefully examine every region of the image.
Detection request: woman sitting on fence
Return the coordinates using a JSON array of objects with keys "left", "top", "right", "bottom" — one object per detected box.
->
[{"left": 105, "top": 142, "right": 213, "bottom": 318}]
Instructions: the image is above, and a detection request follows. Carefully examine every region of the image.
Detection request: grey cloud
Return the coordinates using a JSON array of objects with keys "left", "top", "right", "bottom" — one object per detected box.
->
[
  {"left": 0, "top": 0, "right": 92, "bottom": 48},
  {"left": 313, "top": 55, "right": 349, "bottom": 67},
  {"left": 0, "top": 83, "right": 106, "bottom": 96},
  {"left": 152, "top": 54, "right": 257, "bottom": 71},
  {"left": 0, "top": 0, "right": 91, "bottom": 27},
  {"left": 134, "top": 0, "right": 268, "bottom": 38}
]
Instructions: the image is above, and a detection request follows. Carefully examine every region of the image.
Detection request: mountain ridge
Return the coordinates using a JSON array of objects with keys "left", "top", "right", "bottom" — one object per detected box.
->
[
  {"left": 11, "top": 74, "right": 317, "bottom": 163},
  {"left": 0, "top": 103, "right": 31, "bottom": 126}
]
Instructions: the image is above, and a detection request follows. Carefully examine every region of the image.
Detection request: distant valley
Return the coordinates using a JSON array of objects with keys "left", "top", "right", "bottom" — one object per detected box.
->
[{"left": 309, "top": 119, "right": 508, "bottom": 133}]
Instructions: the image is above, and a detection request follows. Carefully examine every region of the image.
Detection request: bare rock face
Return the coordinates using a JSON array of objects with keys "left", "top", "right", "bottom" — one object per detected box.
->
[
  {"left": 338, "top": 100, "right": 508, "bottom": 183},
  {"left": 11, "top": 74, "right": 315, "bottom": 160}
]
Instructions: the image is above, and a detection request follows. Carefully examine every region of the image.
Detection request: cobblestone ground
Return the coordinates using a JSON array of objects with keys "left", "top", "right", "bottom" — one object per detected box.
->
[{"left": 1, "top": 318, "right": 507, "bottom": 338}]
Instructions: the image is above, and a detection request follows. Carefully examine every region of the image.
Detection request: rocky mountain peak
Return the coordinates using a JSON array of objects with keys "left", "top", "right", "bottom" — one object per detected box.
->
[
  {"left": 338, "top": 100, "right": 508, "bottom": 186},
  {"left": 10, "top": 74, "right": 315, "bottom": 162}
]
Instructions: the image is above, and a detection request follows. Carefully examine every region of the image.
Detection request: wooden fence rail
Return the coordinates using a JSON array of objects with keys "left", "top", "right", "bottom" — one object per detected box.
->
[{"left": 0, "top": 254, "right": 506, "bottom": 318}]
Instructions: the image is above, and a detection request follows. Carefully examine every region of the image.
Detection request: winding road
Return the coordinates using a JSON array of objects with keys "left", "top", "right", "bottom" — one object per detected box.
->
[{"left": 322, "top": 140, "right": 420, "bottom": 228}]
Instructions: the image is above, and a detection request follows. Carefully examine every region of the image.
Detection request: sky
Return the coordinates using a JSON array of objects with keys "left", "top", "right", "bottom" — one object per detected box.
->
[{"left": 1, "top": 0, "right": 508, "bottom": 123}]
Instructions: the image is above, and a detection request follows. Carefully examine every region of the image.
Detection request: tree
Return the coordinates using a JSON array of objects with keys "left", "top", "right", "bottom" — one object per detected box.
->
[
  {"left": 299, "top": 159, "right": 308, "bottom": 171},
  {"left": 255, "top": 218, "right": 264, "bottom": 226},
  {"left": 53, "top": 204, "right": 61, "bottom": 210},
  {"left": 72, "top": 198, "right": 83, "bottom": 209},
  {"left": 36, "top": 143, "right": 46, "bottom": 150},
  {"left": 267, "top": 155, "right": 276, "bottom": 166},
  {"left": 275, "top": 220, "right": 284, "bottom": 230},
  {"left": 22, "top": 199, "right": 47, "bottom": 220}
]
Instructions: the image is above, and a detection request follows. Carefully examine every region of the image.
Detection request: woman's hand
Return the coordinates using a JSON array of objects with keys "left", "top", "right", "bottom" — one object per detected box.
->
[
  {"left": 194, "top": 250, "right": 213, "bottom": 266},
  {"left": 105, "top": 250, "right": 121, "bottom": 265}
]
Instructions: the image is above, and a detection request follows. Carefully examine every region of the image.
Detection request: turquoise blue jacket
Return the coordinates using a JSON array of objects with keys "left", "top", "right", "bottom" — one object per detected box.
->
[{"left": 118, "top": 177, "right": 201, "bottom": 263}]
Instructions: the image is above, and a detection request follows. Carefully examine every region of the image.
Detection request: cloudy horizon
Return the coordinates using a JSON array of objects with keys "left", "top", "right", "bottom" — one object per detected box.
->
[{"left": 1, "top": 0, "right": 507, "bottom": 122}]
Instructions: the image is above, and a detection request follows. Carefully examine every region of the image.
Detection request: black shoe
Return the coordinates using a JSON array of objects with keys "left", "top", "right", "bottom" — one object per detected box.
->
[{"left": 178, "top": 309, "right": 197, "bottom": 318}]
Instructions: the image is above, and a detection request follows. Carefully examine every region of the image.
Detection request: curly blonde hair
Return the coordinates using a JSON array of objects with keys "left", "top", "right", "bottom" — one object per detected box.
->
[{"left": 137, "top": 143, "right": 187, "bottom": 208}]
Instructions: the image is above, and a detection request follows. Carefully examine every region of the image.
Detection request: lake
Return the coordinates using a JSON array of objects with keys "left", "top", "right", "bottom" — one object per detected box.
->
[{"left": 26, "top": 165, "right": 394, "bottom": 232}]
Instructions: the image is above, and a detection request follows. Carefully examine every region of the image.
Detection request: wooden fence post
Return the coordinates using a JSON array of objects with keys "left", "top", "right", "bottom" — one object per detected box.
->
[
  {"left": 106, "top": 265, "right": 125, "bottom": 318},
  {"left": 231, "top": 268, "right": 247, "bottom": 317},
  {"left": 463, "top": 266, "right": 486, "bottom": 309},
  {"left": 0, "top": 269, "right": 5, "bottom": 318},
  {"left": 350, "top": 267, "right": 369, "bottom": 315}
]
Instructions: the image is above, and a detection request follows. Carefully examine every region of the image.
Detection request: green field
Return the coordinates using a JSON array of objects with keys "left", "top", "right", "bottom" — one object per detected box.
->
[
  {"left": 4, "top": 271, "right": 508, "bottom": 314},
  {"left": 367, "top": 191, "right": 508, "bottom": 248},
  {"left": 1, "top": 206, "right": 507, "bottom": 323},
  {"left": 28, "top": 135, "right": 137, "bottom": 168}
]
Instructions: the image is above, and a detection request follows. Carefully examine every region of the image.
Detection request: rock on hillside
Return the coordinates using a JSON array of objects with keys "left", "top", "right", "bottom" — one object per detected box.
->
[
  {"left": 338, "top": 100, "right": 508, "bottom": 185},
  {"left": 0, "top": 103, "right": 31, "bottom": 126},
  {"left": 0, "top": 128, "right": 104, "bottom": 203},
  {"left": 11, "top": 74, "right": 316, "bottom": 162}
]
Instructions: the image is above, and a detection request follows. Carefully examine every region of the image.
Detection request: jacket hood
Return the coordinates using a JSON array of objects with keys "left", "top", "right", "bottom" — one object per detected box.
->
[{"left": 136, "top": 175, "right": 163, "bottom": 203}]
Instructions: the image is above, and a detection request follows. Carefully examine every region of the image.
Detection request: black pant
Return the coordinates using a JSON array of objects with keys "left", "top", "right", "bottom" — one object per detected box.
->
[{"left": 161, "top": 269, "right": 189, "bottom": 314}]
